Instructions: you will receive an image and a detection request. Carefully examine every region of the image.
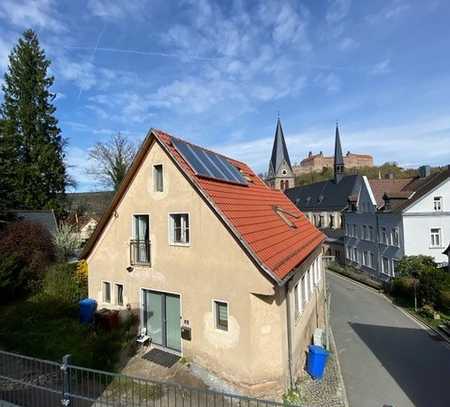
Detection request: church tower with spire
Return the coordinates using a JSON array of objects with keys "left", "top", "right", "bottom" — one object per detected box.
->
[
  {"left": 334, "top": 123, "right": 345, "bottom": 183},
  {"left": 266, "top": 118, "right": 295, "bottom": 191}
]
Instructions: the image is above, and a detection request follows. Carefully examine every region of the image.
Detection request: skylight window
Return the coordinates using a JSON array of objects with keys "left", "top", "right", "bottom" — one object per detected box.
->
[{"left": 273, "top": 206, "right": 299, "bottom": 228}]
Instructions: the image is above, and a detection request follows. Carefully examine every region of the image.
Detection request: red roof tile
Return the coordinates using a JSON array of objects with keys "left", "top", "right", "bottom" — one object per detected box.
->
[
  {"left": 155, "top": 130, "right": 324, "bottom": 281},
  {"left": 82, "top": 129, "right": 325, "bottom": 284}
]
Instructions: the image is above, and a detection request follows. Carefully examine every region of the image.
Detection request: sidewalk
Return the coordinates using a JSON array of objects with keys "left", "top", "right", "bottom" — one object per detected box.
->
[{"left": 296, "top": 327, "right": 348, "bottom": 407}]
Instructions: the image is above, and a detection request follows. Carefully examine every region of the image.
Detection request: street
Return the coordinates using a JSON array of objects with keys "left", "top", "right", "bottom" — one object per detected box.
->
[{"left": 328, "top": 271, "right": 450, "bottom": 407}]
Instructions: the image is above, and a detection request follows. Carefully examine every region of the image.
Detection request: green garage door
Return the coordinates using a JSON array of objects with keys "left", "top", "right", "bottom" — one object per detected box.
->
[{"left": 142, "top": 290, "right": 181, "bottom": 352}]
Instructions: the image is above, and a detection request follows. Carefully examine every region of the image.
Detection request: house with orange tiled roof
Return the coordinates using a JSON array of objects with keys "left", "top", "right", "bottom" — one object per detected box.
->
[{"left": 81, "top": 128, "right": 326, "bottom": 394}]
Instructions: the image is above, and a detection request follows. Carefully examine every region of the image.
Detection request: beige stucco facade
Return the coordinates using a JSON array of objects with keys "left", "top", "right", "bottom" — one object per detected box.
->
[{"left": 87, "top": 138, "right": 324, "bottom": 393}]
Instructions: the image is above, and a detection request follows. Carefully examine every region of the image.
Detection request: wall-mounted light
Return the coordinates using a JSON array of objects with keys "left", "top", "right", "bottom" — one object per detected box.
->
[{"left": 114, "top": 210, "right": 119, "bottom": 218}]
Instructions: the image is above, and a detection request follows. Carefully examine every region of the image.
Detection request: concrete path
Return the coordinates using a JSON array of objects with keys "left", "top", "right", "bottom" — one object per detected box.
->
[{"left": 328, "top": 271, "right": 450, "bottom": 407}]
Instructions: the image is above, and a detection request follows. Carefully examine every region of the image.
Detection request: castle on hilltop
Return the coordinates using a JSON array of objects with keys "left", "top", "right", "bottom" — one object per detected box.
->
[{"left": 293, "top": 150, "right": 373, "bottom": 176}]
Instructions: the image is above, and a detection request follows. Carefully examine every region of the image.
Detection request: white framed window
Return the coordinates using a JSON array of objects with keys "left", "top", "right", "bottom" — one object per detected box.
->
[
  {"left": 295, "top": 282, "right": 303, "bottom": 315},
  {"left": 153, "top": 164, "right": 164, "bottom": 192},
  {"left": 392, "top": 259, "right": 399, "bottom": 276},
  {"left": 392, "top": 228, "right": 400, "bottom": 247},
  {"left": 132, "top": 214, "right": 150, "bottom": 265},
  {"left": 369, "top": 226, "right": 374, "bottom": 241},
  {"left": 353, "top": 224, "right": 358, "bottom": 238},
  {"left": 382, "top": 257, "right": 390, "bottom": 275},
  {"left": 363, "top": 225, "right": 368, "bottom": 240},
  {"left": 363, "top": 251, "right": 369, "bottom": 266},
  {"left": 308, "top": 267, "right": 314, "bottom": 294},
  {"left": 430, "top": 228, "right": 442, "bottom": 248},
  {"left": 381, "top": 227, "right": 389, "bottom": 245},
  {"left": 169, "top": 213, "right": 190, "bottom": 245},
  {"left": 214, "top": 300, "right": 228, "bottom": 331},
  {"left": 302, "top": 274, "right": 309, "bottom": 305},
  {"left": 353, "top": 248, "right": 358, "bottom": 263},
  {"left": 103, "top": 281, "right": 111, "bottom": 303},
  {"left": 370, "top": 252, "right": 375, "bottom": 269},
  {"left": 434, "top": 196, "right": 442, "bottom": 211},
  {"left": 115, "top": 283, "right": 124, "bottom": 306},
  {"left": 317, "top": 257, "right": 322, "bottom": 282}
]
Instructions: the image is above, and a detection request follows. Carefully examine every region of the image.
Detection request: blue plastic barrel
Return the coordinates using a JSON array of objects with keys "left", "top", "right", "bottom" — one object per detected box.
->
[
  {"left": 307, "top": 345, "right": 329, "bottom": 380},
  {"left": 79, "top": 298, "right": 97, "bottom": 324}
]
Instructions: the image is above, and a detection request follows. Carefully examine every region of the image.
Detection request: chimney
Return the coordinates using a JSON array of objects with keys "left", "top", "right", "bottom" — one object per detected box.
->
[{"left": 418, "top": 165, "right": 431, "bottom": 178}]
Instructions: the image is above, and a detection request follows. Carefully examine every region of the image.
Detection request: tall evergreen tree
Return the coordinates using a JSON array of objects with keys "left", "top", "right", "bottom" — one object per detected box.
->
[
  {"left": 0, "top": 29, "right": 68, "bottom": 212},
  {"left": 0, "top": 118, "right": 18, "bottom": 220}
]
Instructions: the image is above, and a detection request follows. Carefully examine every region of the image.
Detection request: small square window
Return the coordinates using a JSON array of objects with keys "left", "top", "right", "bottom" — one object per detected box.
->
[
  {"left": 431, "top": 228, "right": 441, "bottom": 247},
  {"left": 154, "top": 165, "right": 163, "bottom": 192},
  {"left": 170, "top": 213, "right": 190, "bottom": 245},
  {"left": 103, "top": 282, "right": 111, "bottom": 303},
  {"left": 215, "top": 301, "right": 228, "bottom": 331},
  {"left": 115, "top": 283, "right": 124, "bottom": 306},
  {"left": 434, "top": 197, "right": 442, "bottom": 211}
]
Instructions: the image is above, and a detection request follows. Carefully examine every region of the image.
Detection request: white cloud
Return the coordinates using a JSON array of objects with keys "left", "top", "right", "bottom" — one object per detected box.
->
[
  {"left": 314, "top": 72, "right": 341, "bottom": 93},
  {"left": 0, "top": 0, "right": 65, "bottom": 32},
  {"left": 370, "top": 59, "right": 391, "bottom": 75},
  {"left": 337, "top": 37, "right": 359, "bottom": 51},
  {"left": 366, "top": 0, "right": 410, "bottom": 24},
  {"left": 87, "top": 0, "right": 147, "bottom": 21},
  {"left": 326, "top": 0, "right": 352, "bottom": 23}
]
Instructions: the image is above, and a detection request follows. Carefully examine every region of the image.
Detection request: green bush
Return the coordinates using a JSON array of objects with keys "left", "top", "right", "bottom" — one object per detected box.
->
[
  {"left": 395, "top": 255, "right": 437, "bottom": 277},
  {"left": 0, "top": 254, "right": 27, "bottom": 301},
  {"left": 437, "top": 290, "right": 450, "bottom": 314},
  {"left": 391, "top": 276, "right": 416, "bottom": 300},
  {"left": 418, "top": 270, "right": 450, "bottom": 306},
  {"left": 419, "top": 304, "right": 435, "bottom": 319},
  {"left": 41, "top": 263, "right": 86, "bottom": 304}
]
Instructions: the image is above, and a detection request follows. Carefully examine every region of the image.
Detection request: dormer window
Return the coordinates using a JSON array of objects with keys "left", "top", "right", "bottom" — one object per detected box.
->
[
  {"left": 434, "top": 196, "right": 442, "bottom": 211},
  {"left": 282, "top": 169, "right": 287, "bottom": 175}
]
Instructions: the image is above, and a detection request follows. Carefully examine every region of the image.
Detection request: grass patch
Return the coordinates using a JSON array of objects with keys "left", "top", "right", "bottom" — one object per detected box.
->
[
  {"left": 0, "top": 293, "right": 132, "bottom": 370},
  {"left": 104, "top": 377, "right": 163, "bottom": 402}
]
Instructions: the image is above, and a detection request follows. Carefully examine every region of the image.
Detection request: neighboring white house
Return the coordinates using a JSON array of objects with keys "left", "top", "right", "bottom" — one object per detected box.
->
[{"left": 344, "top": 166, "right": 450, "bottom": 280}]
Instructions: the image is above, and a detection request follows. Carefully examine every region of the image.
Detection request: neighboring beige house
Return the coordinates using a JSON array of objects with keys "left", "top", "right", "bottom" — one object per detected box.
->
[{"left": 82, "top": 129, "right": 325, "bottom": 394}]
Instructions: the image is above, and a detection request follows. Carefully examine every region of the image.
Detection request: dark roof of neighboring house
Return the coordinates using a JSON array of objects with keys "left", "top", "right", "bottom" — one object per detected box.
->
[
  {"left": 66, "top": 191, "right": 114, "bottom": 217},
  {"left": 268, "top": 118, "right": 293, "bottom": 177},
  {"left": 82, "top": 129, "right": 325, "bottom": 284},
  {"left": 384, "top": 166, "right": 450, "bottom": 212},
  {"left": 368, "top": 178, "right": 414, "bottom": 208},
  {"left": 285, "top": 175, "right": 363, "bottom": 212},
  {"left": 11, "top": 210, "right": 58, "bottom": 235}
]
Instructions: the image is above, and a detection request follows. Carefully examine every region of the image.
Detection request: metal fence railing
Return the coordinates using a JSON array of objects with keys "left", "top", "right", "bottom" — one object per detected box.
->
[{"left": 0, "top": 350, "right": 292, "bottom": 407}]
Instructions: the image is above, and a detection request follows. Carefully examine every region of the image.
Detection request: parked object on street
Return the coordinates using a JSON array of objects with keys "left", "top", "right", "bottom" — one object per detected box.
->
[
  {"left": 307, "top": 345, "right": 329, "bottom": 380},
  {"left": 79, "top": 298, "right": 97, "bottom": 324}
]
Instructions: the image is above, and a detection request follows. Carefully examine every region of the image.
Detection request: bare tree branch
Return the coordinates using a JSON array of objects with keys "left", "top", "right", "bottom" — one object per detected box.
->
[{"left": 87, "top": 133, "right": 137, "bottom": 190}]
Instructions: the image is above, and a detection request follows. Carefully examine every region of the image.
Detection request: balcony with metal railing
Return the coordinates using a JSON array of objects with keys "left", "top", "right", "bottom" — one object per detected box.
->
[{"left": 130, "top": 239, "right": 151, "bottom": 266}]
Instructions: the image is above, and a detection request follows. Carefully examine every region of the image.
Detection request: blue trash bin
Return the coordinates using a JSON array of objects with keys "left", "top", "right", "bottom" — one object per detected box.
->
[
  {"left": 307, "top": 345, "right": 329, "bottom": 380},
  {"left": 79, "top": 298, "right": 97, "bottom": 324}
]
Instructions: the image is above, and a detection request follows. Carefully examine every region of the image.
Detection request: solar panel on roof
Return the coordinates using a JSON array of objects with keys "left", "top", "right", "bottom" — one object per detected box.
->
[{"left": 172, "top": 138, "right": 247, "bottom": 185}]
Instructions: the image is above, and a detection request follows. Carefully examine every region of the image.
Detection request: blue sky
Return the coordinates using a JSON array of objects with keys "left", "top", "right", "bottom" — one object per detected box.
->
[{"left": 1, "top": 0, "right": 450, "bottom": 191}]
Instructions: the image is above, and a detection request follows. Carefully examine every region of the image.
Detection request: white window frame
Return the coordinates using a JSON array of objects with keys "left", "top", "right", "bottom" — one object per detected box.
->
[
  {"left": 153, "top": 164, "right": 164, "bottom": 192},
  {"left": 381, "top": 227, "right": 389, "bottom": 245},
  {"left": 303, "top": 274, "right": 309, "bottom": 305},
  {"left": 362, "top": 225, "right": 368, "bottom": 240},
  {"left": 430, "top": 228, "right": 442, "bottom": 248},
  {"left": 353, "top": 247, "right": 358, "bottom": 263},
  {"left": 382, "top": 256, "right": 390, "bottom": 276},
  {"left": 369, "top": 225, "right": 374, "bottom": 241},
  {"left": 115, "top": 283, "right": 124, "bottom": 306},
  {"left": 213, "top": 299, "right": 229, "bottom": 332},
  {"left": 168, "top": 212, "right": 191, "bottom": 246},
  {"left": 353, "top": 224, "right": 358, "bottom": 238},
  {"left": 434, "top": 196, "right": 442, "bottom": 211},
  {"left": 392, "top": 227, "right": 400, "bottom": 247},
  {"left": 370, "top": 252, "right": 375, "bottom": 269},
  {"left": 363, "top": 251, "right": 369, "bottom": 266},
  {"left": 102, "top": 281, "right": 111, "bottom": 304}
]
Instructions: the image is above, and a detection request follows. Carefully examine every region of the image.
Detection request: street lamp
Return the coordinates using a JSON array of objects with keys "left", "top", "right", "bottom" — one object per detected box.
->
[{"left": 412, "top": 271, "right": 419, "bottom": 312}]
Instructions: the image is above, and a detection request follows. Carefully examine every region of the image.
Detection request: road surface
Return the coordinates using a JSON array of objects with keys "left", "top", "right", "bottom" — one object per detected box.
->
[{"left": 328, "top": 271, "right": 450, "bottom": 407}]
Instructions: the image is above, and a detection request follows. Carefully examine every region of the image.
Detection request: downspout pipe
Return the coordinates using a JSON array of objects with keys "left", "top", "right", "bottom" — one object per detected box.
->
[{"left": 285, "top": 285, "right": 294, "bottom": 389}]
